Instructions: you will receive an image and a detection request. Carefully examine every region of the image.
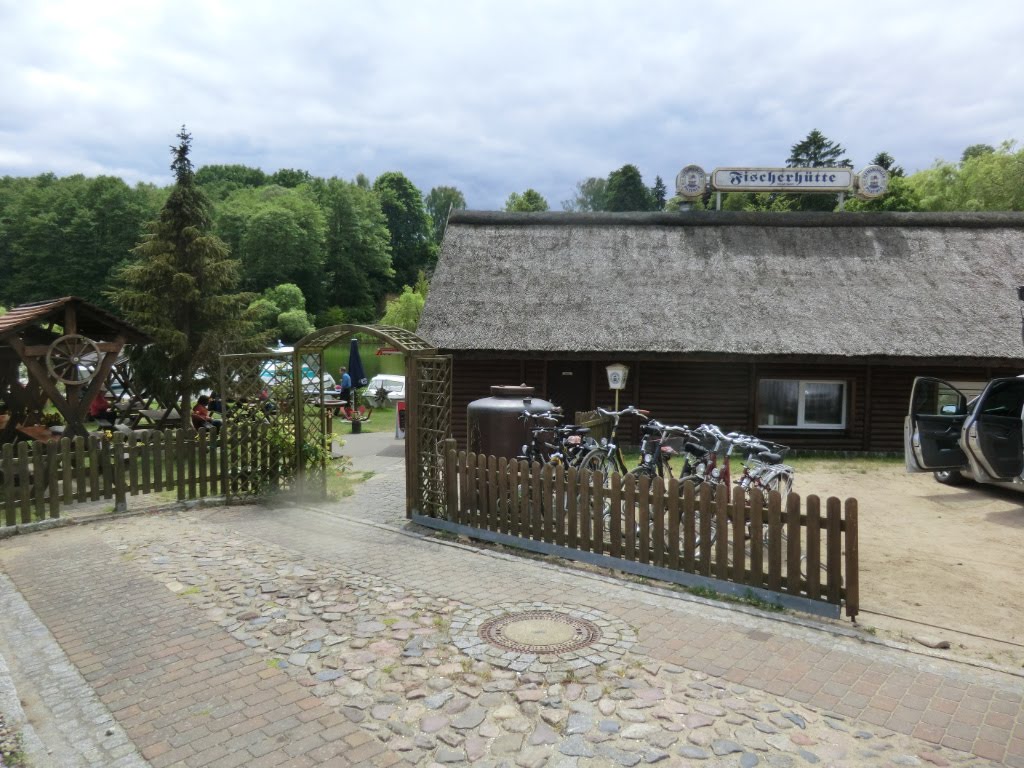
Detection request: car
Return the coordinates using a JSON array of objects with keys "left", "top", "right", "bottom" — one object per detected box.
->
[
  {"left": 905, "top": 376, "right": 1024, "bottom": 488},
  {"left": 363, "top": 374, "right": 406, "bottom": 407},
  {"left": 259, "top": 360, "right": 336, "bottom": 396}
]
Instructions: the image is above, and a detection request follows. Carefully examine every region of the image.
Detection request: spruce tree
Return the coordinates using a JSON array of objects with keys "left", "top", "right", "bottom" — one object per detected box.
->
[
  {"left": 109, "top": 127, "right": 256, "bottom": 422},
  {"left": 785, "top": 129, "right": 852, "bottom": 212}
]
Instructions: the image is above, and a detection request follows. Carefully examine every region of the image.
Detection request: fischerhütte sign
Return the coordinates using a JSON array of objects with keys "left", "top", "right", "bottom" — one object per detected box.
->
[{"left": 711, "top": 167, "right": 854, "bottom": 192}]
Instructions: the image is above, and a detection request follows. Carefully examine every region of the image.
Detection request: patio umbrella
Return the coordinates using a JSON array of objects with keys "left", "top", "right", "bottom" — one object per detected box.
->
[{"left": 347, "top": 338, "right": 368, "bottom": 389}]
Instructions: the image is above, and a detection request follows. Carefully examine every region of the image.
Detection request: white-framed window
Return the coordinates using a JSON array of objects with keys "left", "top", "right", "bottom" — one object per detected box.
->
[{"left": 757, "top": 379, "right": 847, "bottom": 429}]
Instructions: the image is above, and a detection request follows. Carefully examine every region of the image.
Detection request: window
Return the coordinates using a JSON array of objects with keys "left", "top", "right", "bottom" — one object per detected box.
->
[{"left": 758, "top": 379, "right": 846, "bottom": 429}]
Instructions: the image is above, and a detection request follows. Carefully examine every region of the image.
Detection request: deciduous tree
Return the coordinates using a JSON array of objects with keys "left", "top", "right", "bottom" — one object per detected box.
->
[
  {"left": 504, "top": 189, "right": 549, "bottom": 212},
  {"left": 605, "top": 165, "right": 654, "bottom": 212},
  {"left": 424, "top": 185, "right": 467, "bottom": 245},
  {"left": 373, "top": 172, "right": 436, "bottom": 290},
  {"left": 561, "top": 177, "right": 607, "bottom": 212}
]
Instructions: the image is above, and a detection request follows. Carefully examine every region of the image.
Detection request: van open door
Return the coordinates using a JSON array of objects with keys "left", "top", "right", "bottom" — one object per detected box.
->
[
  {"left": 905, "top": 377, "right": 970, "bottom": 473},
  {"left": 962, "top": 377, "right": 1024, "bottom": 483}
]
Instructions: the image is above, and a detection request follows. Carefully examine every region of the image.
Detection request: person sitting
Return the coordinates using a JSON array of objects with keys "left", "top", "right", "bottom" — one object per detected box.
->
[
  {"left": 191, "top": 395, "right": 220, "bottom": 432},
  {"left": 89, "top": 392, "right": 117, "bottom": 426}
]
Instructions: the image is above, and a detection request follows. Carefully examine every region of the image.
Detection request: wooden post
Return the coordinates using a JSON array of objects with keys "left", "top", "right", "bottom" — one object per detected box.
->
[{"left": 844, "top": 498, "right": 859, "bottom": 619}]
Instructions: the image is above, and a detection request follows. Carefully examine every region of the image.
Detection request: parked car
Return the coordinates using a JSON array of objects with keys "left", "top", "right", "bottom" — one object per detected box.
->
[
  {"left": 260, "top": 360, "right": 336, "bottom": 396},
  {"left": 905, "top": 376, "right": 1024, "bottom": 487},
  {"left": 363, "top": 374, "right": 406, "bottom": 407}
]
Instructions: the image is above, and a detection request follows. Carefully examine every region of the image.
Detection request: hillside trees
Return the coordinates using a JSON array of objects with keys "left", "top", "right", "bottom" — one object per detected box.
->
[
  {"left": 311, "top": 177, "right": 394, "bottom": 323},
  {"left": 374, "top": 172, "right": 436, "bottom": 291},
  {"left": 424, "top": 185, "right": 467, "bottom": 245},
  {"left": 0, "top": 173, "right": 158, "bottom": 307},
  {"left": 215, "top": 185, "right": 327, "bottom": 311}
]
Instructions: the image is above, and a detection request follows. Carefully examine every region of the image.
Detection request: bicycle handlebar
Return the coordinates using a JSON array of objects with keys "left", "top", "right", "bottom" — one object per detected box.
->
[{"left": 596, "top": 406, "right": 650, "bottom": 420}]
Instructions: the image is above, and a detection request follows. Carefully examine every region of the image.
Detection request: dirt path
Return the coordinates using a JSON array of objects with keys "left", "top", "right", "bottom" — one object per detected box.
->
[{"left": 797, "top": 462, "right": 1024, "bottom": 670}]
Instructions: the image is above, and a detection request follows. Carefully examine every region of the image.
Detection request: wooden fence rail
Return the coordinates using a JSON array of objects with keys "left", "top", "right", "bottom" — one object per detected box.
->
[
  {"left": 0, "top": 425, "right": 276, "bottom": 527},
  {"left": 436, "top": 446, "right": 858, "bottom": 619}
]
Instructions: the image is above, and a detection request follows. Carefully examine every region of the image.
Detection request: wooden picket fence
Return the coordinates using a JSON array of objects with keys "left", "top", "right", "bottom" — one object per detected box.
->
[
  {"left": 436, "top": 445, "right": 859, "bottom": 618},
  {"left": 0, "top": 425, "right": 281, "bottom": 527}
]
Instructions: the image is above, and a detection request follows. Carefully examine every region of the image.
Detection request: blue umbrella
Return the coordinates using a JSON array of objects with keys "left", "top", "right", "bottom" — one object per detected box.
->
[{"left": 348, "top": 338, "right": 368, "bottom": 389}]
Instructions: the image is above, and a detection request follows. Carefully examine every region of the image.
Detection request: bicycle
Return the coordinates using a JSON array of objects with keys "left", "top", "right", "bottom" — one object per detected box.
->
[
  {"left": 626, "top": 418, "right": 718, "bottom": 559},
  {"left": 515, "top": 409, "right": 597, "bottom": 469}
]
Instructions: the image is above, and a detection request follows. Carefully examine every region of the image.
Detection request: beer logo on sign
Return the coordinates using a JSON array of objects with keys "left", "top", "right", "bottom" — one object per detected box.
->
[
  {"left": 856, "top": 165, "right": 890, "bottom": 199},
  {"left": 675, "top": 165, "right": 707, "bottom": 199}
]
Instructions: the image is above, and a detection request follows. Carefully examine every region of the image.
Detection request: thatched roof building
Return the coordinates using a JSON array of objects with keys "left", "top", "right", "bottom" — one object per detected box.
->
[
  {"left": 420, "top": 211, "right": 1024, "bottom": 452},
  {"left": 420, "top": 211, "right": 1024, "bottom": 362}
]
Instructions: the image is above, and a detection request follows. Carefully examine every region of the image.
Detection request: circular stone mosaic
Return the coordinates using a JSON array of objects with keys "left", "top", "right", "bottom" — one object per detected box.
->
[
  {"left": 450, "top": 602, "right": 636, "bottom": 677},
  {"left": 479, "top": 610, "right": 602, "bottom": 654}
]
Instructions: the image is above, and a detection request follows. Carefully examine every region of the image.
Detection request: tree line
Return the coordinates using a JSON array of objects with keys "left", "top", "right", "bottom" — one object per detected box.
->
[
  {"left": 2, "top": 128, "right": 1021, "bottom": 333},
  {"left": 0, "top": 159, "right": 468, "bottom": 337}
]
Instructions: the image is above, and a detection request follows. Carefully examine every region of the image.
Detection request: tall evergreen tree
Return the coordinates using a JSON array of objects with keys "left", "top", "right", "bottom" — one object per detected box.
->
[
  {"left": 786, "top": 129, "right": 851, "bottom": 168},
  {"left": 651, "top": 176, "right": 667, "bottom": 210},
  {"left": 109, "top": 127, "right": 256, "bottom": 421},
  {"left": 373, "top": 172, "right": 436, "bottom": 291},
  {"left": 785, "top": 129, "right": 851, "bottom": 211}
]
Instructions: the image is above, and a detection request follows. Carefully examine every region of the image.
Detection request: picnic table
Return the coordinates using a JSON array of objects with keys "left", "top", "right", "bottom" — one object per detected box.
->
[{"left": 134, "top": 408, "right": 182, "bottom": 428}]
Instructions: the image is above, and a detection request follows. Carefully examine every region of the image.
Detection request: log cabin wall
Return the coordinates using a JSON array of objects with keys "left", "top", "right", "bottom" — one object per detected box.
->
[{"left": 448, "top": 354, "right": 1023, "bottom": 454}]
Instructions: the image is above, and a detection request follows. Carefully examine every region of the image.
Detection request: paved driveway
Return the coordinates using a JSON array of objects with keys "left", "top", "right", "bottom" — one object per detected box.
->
[{"left": 0, "top": 431, "right": 1021, "bottom": 767}]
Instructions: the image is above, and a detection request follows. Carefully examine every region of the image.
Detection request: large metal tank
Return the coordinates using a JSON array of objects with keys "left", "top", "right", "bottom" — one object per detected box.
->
[{"left": 467, "top": 385, "right": 555, "bottom": 459}]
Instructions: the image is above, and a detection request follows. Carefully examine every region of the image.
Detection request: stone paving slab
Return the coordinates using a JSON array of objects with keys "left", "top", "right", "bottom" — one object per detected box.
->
[{"left": 0, "top": 459, "right": 1021, "bottom": 766}]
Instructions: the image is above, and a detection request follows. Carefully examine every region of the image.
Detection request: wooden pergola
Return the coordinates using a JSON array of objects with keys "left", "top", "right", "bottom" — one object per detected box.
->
[{"left": 0, "top": 297, "right": 149, "bottom": 441}]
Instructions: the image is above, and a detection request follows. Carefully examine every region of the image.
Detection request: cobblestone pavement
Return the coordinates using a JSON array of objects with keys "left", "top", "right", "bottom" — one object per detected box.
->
[{"left": 0, "top": 438, "right": 1021, "bottom": 766}]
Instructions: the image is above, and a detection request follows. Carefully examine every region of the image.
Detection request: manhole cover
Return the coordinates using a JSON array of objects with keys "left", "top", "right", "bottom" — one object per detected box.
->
[
  {"left": 450, "top": 602, "right": 636, "bottom": 676},
  {"left": 479, "top": 610, "right": 602, "bottom": 654}
]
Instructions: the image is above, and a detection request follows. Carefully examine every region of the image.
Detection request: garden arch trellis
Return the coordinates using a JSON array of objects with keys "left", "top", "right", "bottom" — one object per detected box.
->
[{"left": 219, "top": 324, "right": 451, "bottom": 515}]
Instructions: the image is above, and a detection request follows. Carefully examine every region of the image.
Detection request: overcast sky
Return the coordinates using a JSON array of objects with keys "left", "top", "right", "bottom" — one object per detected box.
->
[{"left": 2, "top": 1, "right": 1022, "bottom": 209}]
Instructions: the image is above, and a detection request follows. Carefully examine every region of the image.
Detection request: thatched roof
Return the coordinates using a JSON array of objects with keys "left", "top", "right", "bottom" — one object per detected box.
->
[{"left": 418, "top": 211, "right": 1024, "bottom": 361}]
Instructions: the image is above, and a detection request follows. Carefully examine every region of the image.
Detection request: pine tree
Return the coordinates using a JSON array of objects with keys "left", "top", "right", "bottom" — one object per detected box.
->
[
  {"left": 109, "top": 127, "right": 256, "bottom": 421},
  {"left": 785, "top": 129, "right": 851, "bottom": 211},
  {"left": 651, "top": 176, "right": 667, "bottom": 210},
  {"left": 787, "top": 129, "right": 851, "bottom": 169}
]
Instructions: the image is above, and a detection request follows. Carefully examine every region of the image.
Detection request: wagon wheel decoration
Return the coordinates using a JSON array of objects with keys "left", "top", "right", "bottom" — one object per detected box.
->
[{"left": 45, "top": 334, "right": 101, "bottom": 385}]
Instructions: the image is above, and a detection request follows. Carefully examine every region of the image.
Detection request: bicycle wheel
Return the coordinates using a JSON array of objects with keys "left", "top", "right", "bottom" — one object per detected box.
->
[
  {"left": 761, "top": 469, "right": 794, "bottom": 502},
  {"left": 675, "top": 475, "right": 717, "bottom": 562}
]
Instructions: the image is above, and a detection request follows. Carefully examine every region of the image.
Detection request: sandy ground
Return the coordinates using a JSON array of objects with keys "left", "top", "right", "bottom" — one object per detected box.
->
[{"left": 796, "top": 462, "right": 1024, "bottom": 671}]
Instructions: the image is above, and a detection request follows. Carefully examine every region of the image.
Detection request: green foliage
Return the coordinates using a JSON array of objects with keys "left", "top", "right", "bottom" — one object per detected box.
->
[
  {"left": 961, "top": 143, "right": 995, "bottom": 163},
  {"left": 787, "top": 128, "right": 851, "bottom": 168},
  {"left": 651, "top": 176, "right": 667, "bottom": 210},
  {"left": 215, "top": 184, "right": 327, "bottom": 310},
  {"left": 424, "top": 185, "right": 467, "bottom": 245},
  {"left": 0, "top": 173, "right": 159, "bottom": 307},
  {"left": 870, "top": 151, "right": 904, "bottom": 177},
  {"left": 605, "top": 165, "right": 655, "bottom": 211},
  {"left": 263, "top": 283, "right": 305, "bottom": 312},
  {"left": 108, "top": 127, "right": 258, "bottom": 417},
  {"left": 380, "top": 272, "right": 429, "bottom": 331},
  {"left": 785, "top": 129, "right": 852, "bottom": 212},
  {"left": 373, "top": 172, "right": 436, "bottom": 290},
  {"left": 277, "top": 308, "right": 313, "bottom": 340},
  {"left": 561, "top": 177, "right": 608, "bottom": 212},
  {"left": 843, "top": 175, "right": 921, "bottom": 212},
  {"left": 316, "top": 306, "right": 347, "bottom": 327},
  {"left": 505, "top": 189, "right": 549, "bottom": 212},
  {"left": 195, "top": 164, "right": 268, "bottom": 200},
  {"left": 311, "top": 177, "right": 394, "bottom": 315},
  {"left": 907, "top": 141, "right": 1024, "bottom": 211},
  {"left": 248, "top": 283, "right": 313, "bottom": 343}
]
